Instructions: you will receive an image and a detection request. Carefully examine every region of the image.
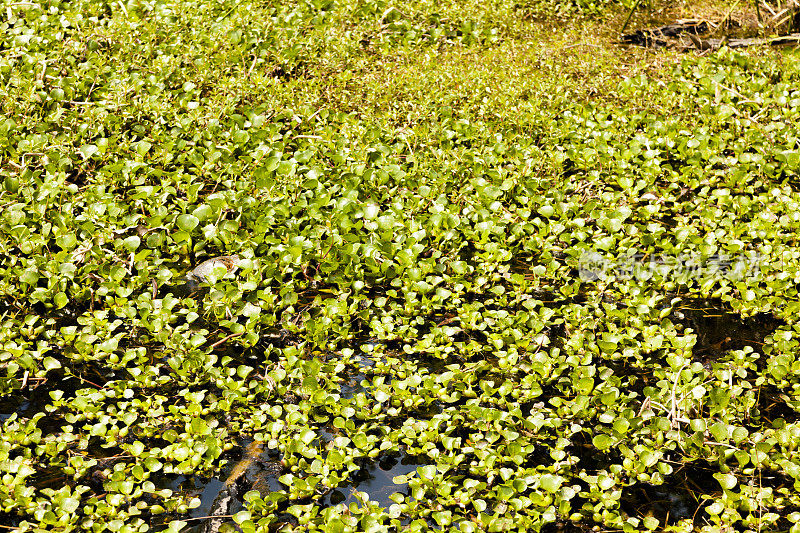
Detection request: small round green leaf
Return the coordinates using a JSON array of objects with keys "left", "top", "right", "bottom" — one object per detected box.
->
[{"left": 177, "top": 214, "right": 200, "bottom": 232}]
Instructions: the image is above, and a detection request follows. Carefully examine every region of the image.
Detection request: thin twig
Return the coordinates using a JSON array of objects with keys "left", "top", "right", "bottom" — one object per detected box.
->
[
  {"left": 714, "top": 81, "right": 759, "bottom": 105},
  {"left": 66, "top": 100, "right": 110, "bottom": 105},
  {"left": 246, "top": 38, "right": 262, "bottom": 78},
  {"left": 21, "top": 152, "right": 42, "bottom": 166},
  {"left": 559, "top": 43, "right": 605, "bottom": 51},
  {"left": 247, "top": 53, "right": 259, "bottom": 78},
  {"left": 182, "top": 514, "right": 236, "bottom": 521},
  {"left": 772, "top": 9, "right": 795, "bottom": 28},
  {"left": 306, "top": 107, "right": 323, "bottom": 122},
  {"left": 66, "top": 370, "right": 105, "bottom": 389},
  {"left": 210, "top": 332, "right": 243, "bottom": 349},
  {"left": 670, "top": 363, "right": 690, "bottom": 429},
  {"left": 705, "top": 440, "right": 741, "bottom": 450}
]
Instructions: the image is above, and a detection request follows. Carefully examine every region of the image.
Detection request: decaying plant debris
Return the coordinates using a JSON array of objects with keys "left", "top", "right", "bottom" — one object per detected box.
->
[
  {"left": 622, "top": 0, "right": 800, "bottom": 50},
  {"left": 623, "top": 22, "right": 800, "bottom": 50}
]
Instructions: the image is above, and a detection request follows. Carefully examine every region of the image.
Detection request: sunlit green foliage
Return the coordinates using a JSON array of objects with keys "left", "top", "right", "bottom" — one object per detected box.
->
[{"left": 2, "top": 0, "right": 800, "bottom": 531}]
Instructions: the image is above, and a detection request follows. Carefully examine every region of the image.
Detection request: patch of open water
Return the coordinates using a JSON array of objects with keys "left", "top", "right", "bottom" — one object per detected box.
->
[
  {"left": 152, "top": 430, "right": 430, "bottom": 532},
  {"left": 318, "top": 449, "right": 427, "bottom": 511},
  {"left": 669, "top": 297, "right": 782, "bottom": 364},
  {"left": 620, "top": 460, "right": 719, "bottom": 528}
]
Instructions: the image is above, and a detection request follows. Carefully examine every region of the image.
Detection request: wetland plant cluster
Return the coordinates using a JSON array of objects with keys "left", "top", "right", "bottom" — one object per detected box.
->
[{"left": 2, "top": 0, "right": 800, "bottom": 531}]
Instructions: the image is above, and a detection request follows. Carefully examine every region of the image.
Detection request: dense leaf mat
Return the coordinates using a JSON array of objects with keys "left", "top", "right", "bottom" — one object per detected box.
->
[{"left": 2, "top": 0, "right": 800, "bottom": 532}]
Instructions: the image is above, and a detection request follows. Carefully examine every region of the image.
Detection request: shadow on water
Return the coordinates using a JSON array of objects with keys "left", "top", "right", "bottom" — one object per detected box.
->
[
  {"left": 152, "top": 435, "right": 430, "bottom": 532},
  {"left": 149, "top": 339, "right": 435, "bottom": 531},
  {"left": 0, "top": 371, "right": 82, "bottom": 436},
  {"left": 152, "top": 439, "right": 285, "bottom": 533},
  {"left": 0, "top": 394, "right": 32, "bottom": 423},
  {"left": 599, "top": 296, "right": 787, "bottom": 406},
  {"left": 154, "top": 475, "right": 242, "bottom": 532},
  {"left": 319, "top": 450, "right": 428, "bottom": 511},
  {"left": 620, "top": 460, "right": 719, "bottom": 528},
  {"left": 755, "top": 384, "right": 800, "bottom": 425},
  {"left": 541, "top": 520, "right": 596, "bottom": 533},
  {"left": 669, "top": 297, "right": 782, "bottom": 365},
  {"left": 339, "top": 351, "right": 375, "bottom": 400}
]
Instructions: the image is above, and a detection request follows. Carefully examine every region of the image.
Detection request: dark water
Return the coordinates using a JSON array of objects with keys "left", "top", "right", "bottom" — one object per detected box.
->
[
  {"left": 0, "top": 372, "right": 80, "bottom": 436},
  {"left": 318, "top": 450, "right": 427, "bottom": 510},
  {"left": 670, "top": 298, "right": 782, "bottom": 362},
  {"left": 339, "top": 351, "right": 374, "bottom": 400},
  {"left": 151, "top": 437, "right": 428, "bottom": 532},
  {"left": 620, "top": 460, "right": 720, "bottom": 528},
  {"left": 0, "top": 395, "right": 27, "bottom": 422},
  {"left": 0, "top": 339, "right": 432, "bottom": 531},
  {"left": 152, "top": 474, "right": 243, "bottom": 531}
]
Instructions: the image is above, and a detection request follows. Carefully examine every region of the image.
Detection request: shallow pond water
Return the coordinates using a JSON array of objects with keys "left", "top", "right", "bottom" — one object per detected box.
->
[
  {"left": 670, "top": 297, "right": 782, "bottom": 362},
  {"left": 620, "top": 460, "right": 720, "bottom": 527},
  {"left": 150, "top": 434, "right": 429, "bottom": 532},
  {"left": 318, "top": 450, "right": 428, "bottom": 510}
]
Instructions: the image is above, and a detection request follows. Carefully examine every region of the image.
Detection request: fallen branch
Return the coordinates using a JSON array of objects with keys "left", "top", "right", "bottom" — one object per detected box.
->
[
  {"left": 621, "top": 19, "right": 709, "bottom": 48},
  {"left": 621, "top": 16, "right": 800, "bottom": 51},
  {"left": 686, "top": 32, "right": 800, "bottom": 50}
]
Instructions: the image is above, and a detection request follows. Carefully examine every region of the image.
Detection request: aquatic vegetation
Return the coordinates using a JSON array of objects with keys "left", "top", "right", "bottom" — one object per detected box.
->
[{"left": 1, "top": 0, "right": 800, "bottom": 531}]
